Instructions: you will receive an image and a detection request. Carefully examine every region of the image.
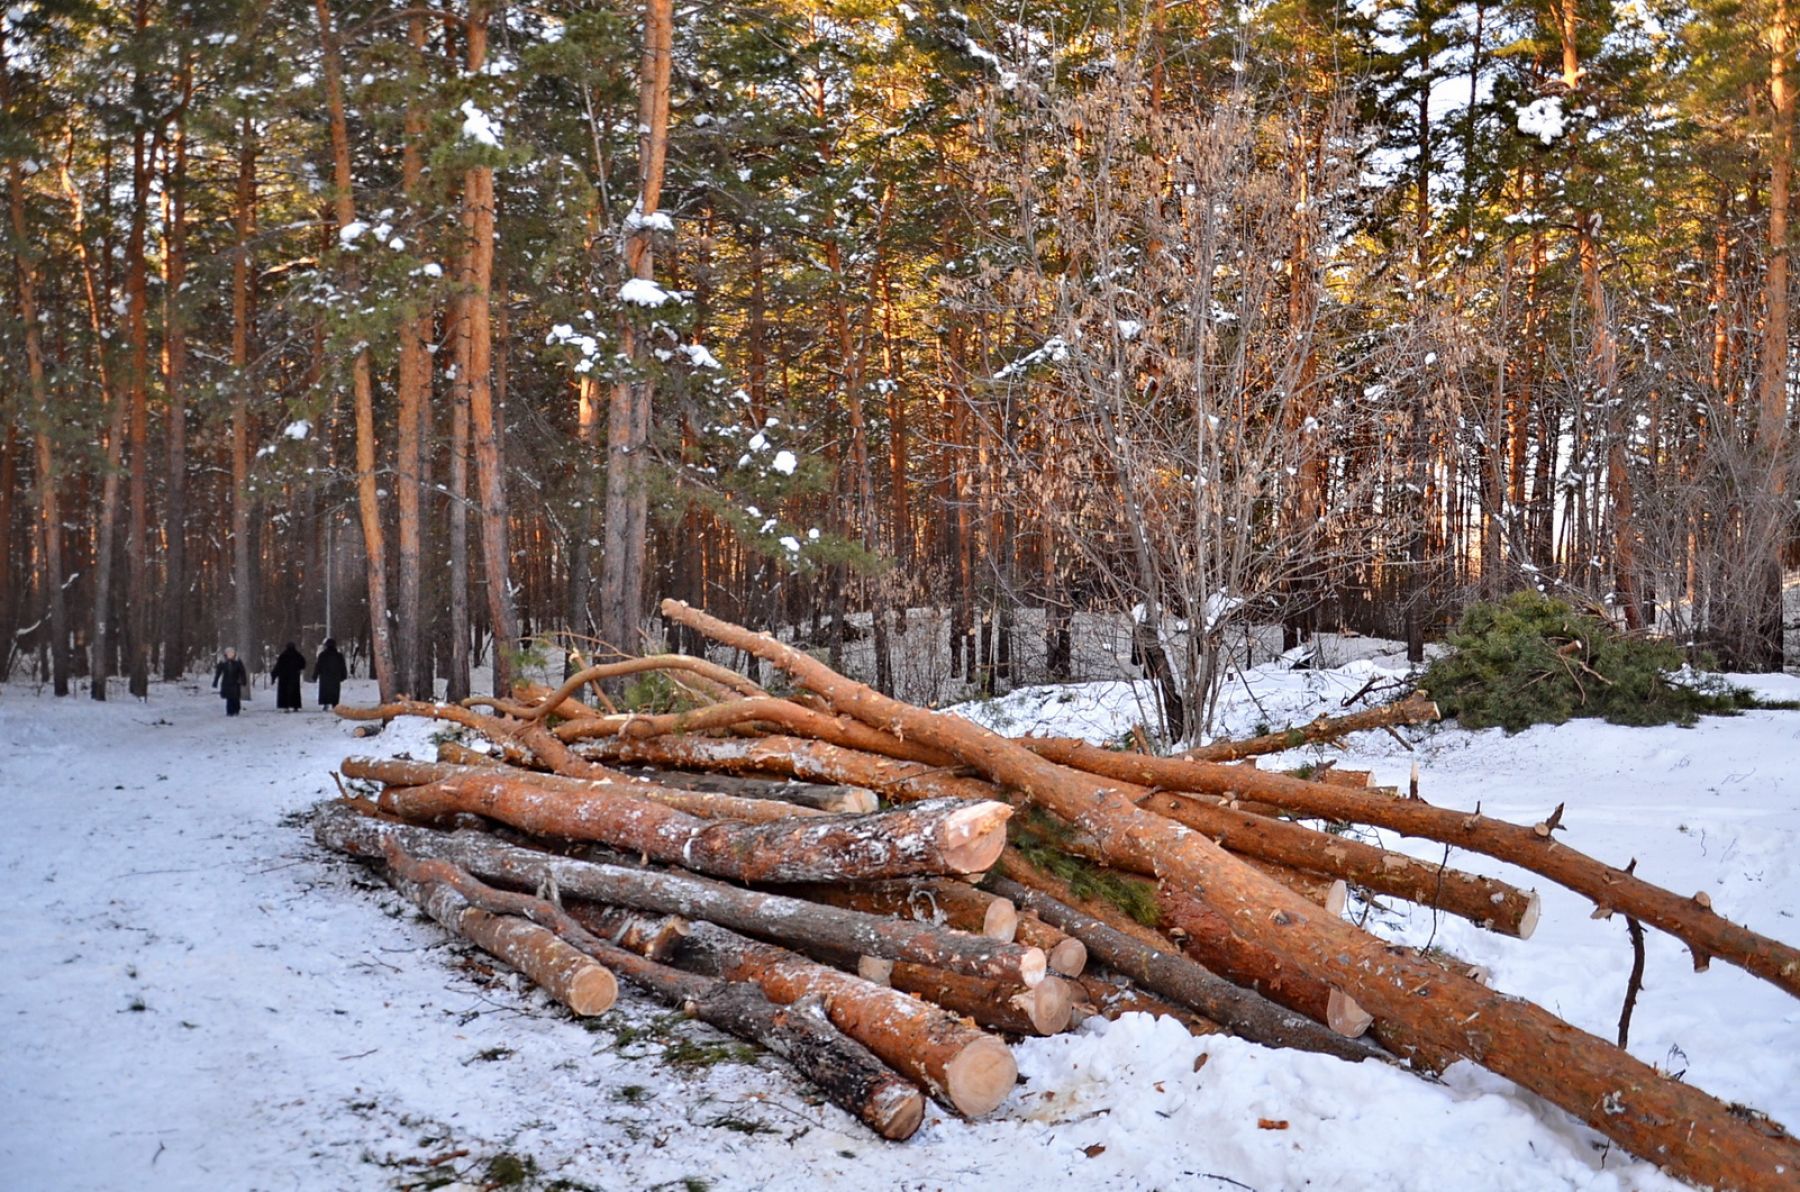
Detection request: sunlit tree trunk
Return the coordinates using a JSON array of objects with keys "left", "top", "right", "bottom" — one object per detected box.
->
[
  {"left": 461, "top": 0, "right": 519, "bottom": 695},
  {"left": 315, "top": 0, "right": 397, "bottom": 701},
  {"left": 1757, "top": 0, "right": 1794, "bottom": 667},
  {"left": 160, "top": 54, "right": 192, "bottom": 680},
  {"left": 393, "top": 11, "right": 432, "bottom": 696},
  {"left": 599, "top": 0, "right": 672, "bottom": 670}
]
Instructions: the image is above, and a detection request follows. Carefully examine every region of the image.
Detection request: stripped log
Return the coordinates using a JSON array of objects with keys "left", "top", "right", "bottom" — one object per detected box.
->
[
  {"left": 585, "top": 906, "right": 1016, "bottom": 1117},
  {"left": 370, "top": 770, "right": 1010, "bottom": 884},
  {"left": 1180, "top": 693, "right": 1441, "bottom": 762},
  {"left": 887, "top": 964, "right": 1075, "bottom": 1036},
  {"left": 986, "top": 866, "right": 1382, "bottom": 1064},
  {"left": 663, "top": 598, "right": 1800, "bottom": 1191},
  {"left": 347, "top": 756, "right": 826, "bottom": 824},
  {"left": 782, "top": 879, "right": 1019, "bottom": 942},
  {"left": 1140, "top": 791, "right": 1539, "bottom": 937},
  {"left": 314, "top": 805, "right": 1045, "bottom": 986},
  {"left": 1022, "top": 738, "right": 1799, "bottom": 997},
  {"left": 353, "top": 829, "right": 923, "bottom": 1139},
  {"left": 384, "top": 859, "right": 617, "bottom": 1016}
]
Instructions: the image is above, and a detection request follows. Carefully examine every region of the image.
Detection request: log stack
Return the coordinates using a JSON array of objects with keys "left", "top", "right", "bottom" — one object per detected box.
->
[{"left": 310, "top": 608, "right": 1800, "bottom": 1190}]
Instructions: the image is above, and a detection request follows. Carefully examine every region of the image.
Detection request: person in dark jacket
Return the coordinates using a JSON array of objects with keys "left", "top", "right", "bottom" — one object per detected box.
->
[
  {"left": 212, "top": 648, "right": 249, "bottom": 716},
  {"left": 312, "top": 638, "right": 348, "bottom": 709},
  {"left": 271, "top": 642, "right": 307, "bottom": 712}
]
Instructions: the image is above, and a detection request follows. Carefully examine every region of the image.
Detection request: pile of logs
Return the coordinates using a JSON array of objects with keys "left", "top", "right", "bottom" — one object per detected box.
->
[{"left": 312, "top": 599, "right": 1800, "bottom": 1190}]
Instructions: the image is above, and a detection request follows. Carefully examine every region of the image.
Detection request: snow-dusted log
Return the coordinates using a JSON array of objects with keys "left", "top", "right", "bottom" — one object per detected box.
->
[
  {"left": 313, "top": 804, "right": 1044, "bottom": 986},
  {"left": 577, "top": 905, "right": 1017, "bottom": 1118},
  {"left": 1178, "top": 693, "right": 1441, "bottom": 761},
  {"left": 987, "top": 866, "right": 1381, "bottom": 1064},
  {"left": 886, "top": 963, "right": 1075, "bottom": 1036},
  {"left": 383, "top": 853, "right": 617, "bottom": 1016},
  {"left": 662, "top": 598, "right": 1800, "bottom": 1191},
  {"left": 578, "top": 732, "right": 995, "bottom": 801},
  {"left": 1021, "top": 739, "right": 1795, "bottom": 996},
  {"left": 366, "top": 769, "right": 1010, "bottom": 883},
  {"left": 1140, "top": 791, "right": 1539, "bottom": 937},
  {"left": 610, "top": 765, "right": 879, "bottom": 814},
  {"left": 364, "top": 832, "right": 922, "bottom": 1139},
  {"left": 346, "top": 755, "right": 825, "bottom": 824},
  {"left": 778, "top": 879, "right": 1020, "bottom": 943}
]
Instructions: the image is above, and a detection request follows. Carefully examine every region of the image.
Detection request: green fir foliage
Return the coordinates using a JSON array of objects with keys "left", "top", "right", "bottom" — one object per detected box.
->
[{"left": 1422, "top": 591, "right": 1752, "bottom": 733}]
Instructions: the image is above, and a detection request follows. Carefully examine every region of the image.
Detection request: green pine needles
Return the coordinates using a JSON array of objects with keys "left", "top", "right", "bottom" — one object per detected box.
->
[{"left": 1422, "top": 591, "right": 1754, "bottom": 733}]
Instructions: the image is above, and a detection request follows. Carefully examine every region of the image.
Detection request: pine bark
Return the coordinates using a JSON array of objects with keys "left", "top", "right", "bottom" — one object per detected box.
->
[{"left": 316, "top": 0, "right": 397, "bottom": 700}]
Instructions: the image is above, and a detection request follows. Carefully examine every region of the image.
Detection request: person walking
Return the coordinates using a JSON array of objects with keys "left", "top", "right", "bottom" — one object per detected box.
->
[
  {"left": 271, "top": 642, "right": 307, "bottom": 712},
  {"left": 212, "top": 648, "right": 250, "bottom": 717},
  {"left": 313, "top": 638, "right": 348, "bottom": 710}
]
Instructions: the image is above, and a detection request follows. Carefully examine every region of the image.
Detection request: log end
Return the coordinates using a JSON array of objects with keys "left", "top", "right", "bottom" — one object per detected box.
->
[
  {"left": 857, "top": 956, "right": 896, "bottom": 987},
  {"left": 1325, "top": 988, "right": 1373, "bottom": 1038},
  {"left": 943, "top": 1036, "right": 1017, "bottom": 1118},
  {"left": 983, "top": 897, "right": 1020, "bottom": 943},
  {"left": 868, "top": 1080, "right": 927, "bottom": 1141},
  {"left": 1516, "top": 891, "right": 1542, "bottom": 941},
  {"left": 566, "top": 965, "right": 620, "bottom": 1016},
  {"left": 1018, "top": 947, "right": 1049, "bottom": 988},
  {"left": 1027, "top": 975, "right": 1076, "bottom": 1035},
  {"left": 939, "top": 803, "right": 1014, "bottom": 874},
  {"left": 1323, "top": 880, "right": 1349, "bottom": 918},
  {"left": 1048, "top": 937, "right": 1089, "bottom": 978},
  {"left": 833, "top": 787, "right": 881, "bottom": 815}
]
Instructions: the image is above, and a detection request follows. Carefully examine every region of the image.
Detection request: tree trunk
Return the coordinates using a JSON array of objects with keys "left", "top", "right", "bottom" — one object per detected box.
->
[
  {"left": 598, "top": 0, "right": 673, "bottom": 670},
  {"left": 986, "top": 867, "right": 1378, "bottom": 1063},
  {"left": 230, "top": 120, "right": 256, "bottom": 667},
  {"left": 660, "top": 599, "right": 1800, "bottom": 1191},
  {"left": 1759, "top": 0, "right": 1795, "bottom": 669},
  {"left": 447, "top": 290, "right": 473, "bottom": 702},
  {"left": 462, "top": 0, "right": 519, "bottom": 695},
  {"left": 123, "top": 36, "right": 152, "bottom": 700},
  {"left": 159, "top": 61, "right": 192, "bottom": 681},
  {"left": 393, "top": 11, "right": 432, "bottom": 698},
  {"left": 316, "top": 0, "right": 397, "bottom": 702},
  {"left": 1020, "top": 737, "right": 1800, "bottom": 997},
  {"left": 5, "top": 92, "right": 70, "bottom": 695}
]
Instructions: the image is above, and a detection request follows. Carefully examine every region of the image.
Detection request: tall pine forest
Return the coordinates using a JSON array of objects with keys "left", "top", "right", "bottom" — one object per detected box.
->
[{"left": 3, "top": 0, "right": 1797, "bottom": 736}]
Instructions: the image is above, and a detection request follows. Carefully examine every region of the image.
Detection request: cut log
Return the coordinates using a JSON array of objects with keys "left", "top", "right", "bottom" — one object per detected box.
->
[
  {"left": 1024, "top": 741, "right": 1798, "bottom": 996},
  {"left": 363, "top": 834, "right": 923, "bottom": 1139},
  {"left": 385, "top": 862, "right": 617, "bottom": 1016},
  {"left": 1182, "top": 693, "right": 1441, "bottom": 761},
  {"left": 1011, "top": 911, "right": 1089, "bottom": 977},
  {"left": 610, "top": 765, "right": 879, "bottom": 814},
  {"left": 1140, "top": 791, "right": 1539, "bottom": 937},
  {"left": 663, "top": 599, "right": 1800, "bottom": 1190},
  {"left": 987, "top": 864, "right": 1384, "bottom": 1065},
  {"left": 556, "top": 696, "right": 959, "bottom": 767},
  {"left": 1073, "top": 969, "right": 1221, "bottom": 1036},
  {"left": 780, "top": 879, "right": 1020, "bottom": 943},
  {"left": 888, "top": 963, "right": 1074, "bottom": 1036},
  {"left": 1237, "top": 857, "right": 1349, "bottom": 915},
  {"left": 369, "top": 769, "right": 1010, "bottom": 884},
  {"left": 588, "top": 906, "right": 1016, "bottom": 1117},
  {"left": 578, "top": 732, "right": 995, "bottom": 803},
  {"left": 436, "top": 740, "right": 509, "bottom": 768},
  {"left": 314, "top": 804, "right": 1045, "bottom": 986},
  {"left": 347, "top": 755, "right": 827, "bottom": 824}
]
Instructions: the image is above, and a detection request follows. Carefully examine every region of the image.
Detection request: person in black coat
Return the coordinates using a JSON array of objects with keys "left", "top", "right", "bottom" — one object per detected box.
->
[
  {"left": 212, "top": 648, "right": 249, "bottom": 716},
  {"left": 312, "top": 638, "right": 348, "bottom": 709},
  {"left": 271, "top": 642, "right": 307, "bottom": 712}
]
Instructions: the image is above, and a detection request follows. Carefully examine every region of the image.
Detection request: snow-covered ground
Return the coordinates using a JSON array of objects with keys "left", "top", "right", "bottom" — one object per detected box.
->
[{"left": 2, "top": 661, "right": 1797, "bottom": 1191}]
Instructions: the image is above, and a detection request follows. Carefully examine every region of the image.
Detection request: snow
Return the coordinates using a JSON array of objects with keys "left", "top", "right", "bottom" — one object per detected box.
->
[
  {"left": 1517, "top": 96, "right": 1567, "bottom": 145},
  {"left": 336, "top": 221, "right": 366, "bottom": 246},
  {"left": 618, "top": 277, "right": 673, "bottom": 307},
  {"left": 2, "top": 655, "right": 1796, "bottom": 1190},
  {"left": 282, "top": 420, "right": 312, "bottom": 441},
  {"left": 458, "top": 100, "right": 503, "bottom": 149},
  {"left": 771, "top": 450, "right": 798, "bottom": 475}
]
